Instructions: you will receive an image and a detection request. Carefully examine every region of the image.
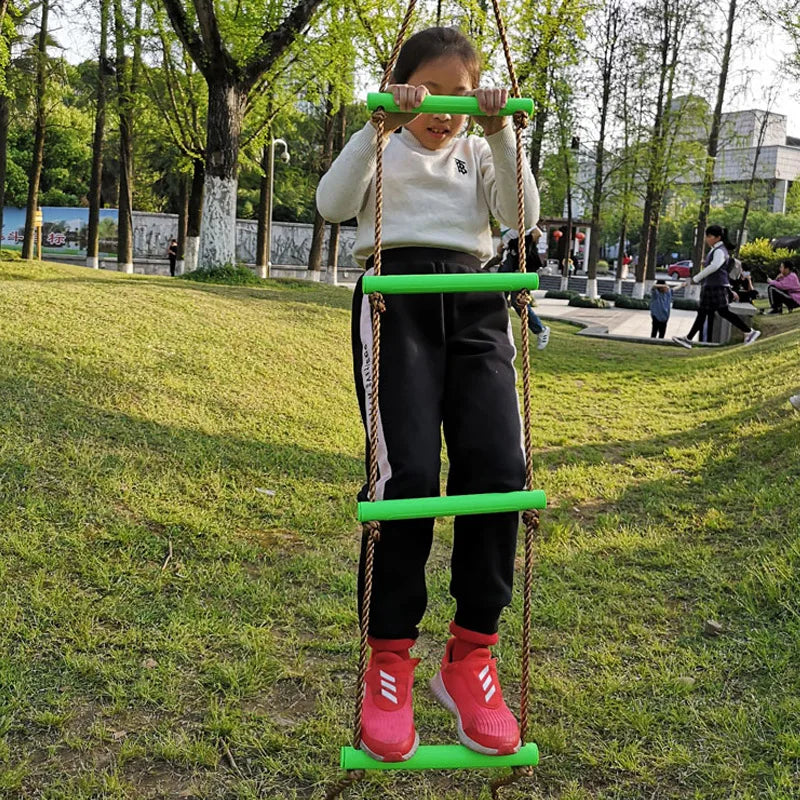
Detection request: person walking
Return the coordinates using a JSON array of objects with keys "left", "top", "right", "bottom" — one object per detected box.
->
[
  {"left": 167, "top": 238, "right": 178, "bottom": 277},
  {"left": 672, "top": 225, "right": 760, "bottom": 349}
]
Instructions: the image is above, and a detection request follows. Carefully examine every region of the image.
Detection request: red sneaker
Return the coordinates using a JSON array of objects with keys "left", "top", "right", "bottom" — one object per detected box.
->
[
  {"left": 430, "top": 639, "right": 521, "bottom": 755},
  {"left": 360, "top": 651, "right": 420, "bottom": 762}
]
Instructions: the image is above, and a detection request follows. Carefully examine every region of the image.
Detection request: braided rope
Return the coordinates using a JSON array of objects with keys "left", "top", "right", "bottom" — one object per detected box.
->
[
  {"left": 324, "top": 769, "right": 365, "bottom": 800},
  {"left": 350, "top": 0, "right": 418, "bottom": 756},
  {"left": 488, "top": 0, "right": 537, "bottom": 753},
  {"left": 380, "top": 0, "right": 418, "bottom": 91}
]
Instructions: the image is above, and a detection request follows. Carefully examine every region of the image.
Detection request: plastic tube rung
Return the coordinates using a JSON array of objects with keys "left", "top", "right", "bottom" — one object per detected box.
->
[
  {"left": 358, "top": 490, "right": 546, "bottom": 523},
  {"left": 361, "top": 272, "right": 539, "bottom": 295},
  {"left": 341, "top": 742, "right": 538, "bottom": 771},
  {"left": 367, "top": 92, "right": 534, "bottom": 117}
]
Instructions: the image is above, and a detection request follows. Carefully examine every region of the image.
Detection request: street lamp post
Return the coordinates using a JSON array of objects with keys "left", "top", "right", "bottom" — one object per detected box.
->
[{"left": 257, "top": 137, "right": 289, "bottom": 279}]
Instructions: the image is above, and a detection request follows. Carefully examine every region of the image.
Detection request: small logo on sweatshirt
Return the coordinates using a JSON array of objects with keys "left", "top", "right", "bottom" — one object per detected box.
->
[{"left": 455, "top": 158, "right": 468, "bottom": 175}]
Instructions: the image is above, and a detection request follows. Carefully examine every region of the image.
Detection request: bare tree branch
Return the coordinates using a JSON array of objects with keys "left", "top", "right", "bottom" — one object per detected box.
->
[{"left": 160, "top": 0, "right": 209, "bottom": 75}]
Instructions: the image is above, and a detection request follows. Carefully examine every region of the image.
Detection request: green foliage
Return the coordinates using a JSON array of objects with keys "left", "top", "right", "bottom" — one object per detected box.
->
[
  {"left": 596, "top": 259, "right": 609, "bottom": 272},
  {"left": 545, "top": 289, "right": 579, "bottom": 299},
  {"left": 0, "top": 248, "right": 21, "bottom": 260},
  {"left": 179, "top": 263, "right": 263, "bottom": 285},
  {"left": 673, "top": 297, "right": 699, "bottom": 311},
  {"left": 600, "top": 292, "right": 620, "bottom": 302},
  {"left": 738, "top": 238, "right": 798, "bottom": 280},
  {"left": 568, "top": 295, "right": 607, "bottom": 308},
  {"left": 786, "top": 180, "right": 800, "bottom": 215},
  {"left": 614, "top": 295, "right": 650, "bottom": 310}
]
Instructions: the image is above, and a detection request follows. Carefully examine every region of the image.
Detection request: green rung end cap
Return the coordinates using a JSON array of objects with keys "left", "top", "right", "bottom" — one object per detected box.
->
[
  {"left": 367, "top": 92, "right": 534, "bottom": 117},
  {"left": 340, "top": 742, "right": 539, "bottom": 771},
  {"left": 362, "top": 272, "right": 539, "bottom": 295},
  {"left": 358, "top": 490, "right": 547, "bottom": 523}
]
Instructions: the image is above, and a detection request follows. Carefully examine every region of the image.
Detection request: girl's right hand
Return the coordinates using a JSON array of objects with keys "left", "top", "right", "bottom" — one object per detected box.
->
[{"left": 371, "top": 84, "right": 429, "bottom": 136}]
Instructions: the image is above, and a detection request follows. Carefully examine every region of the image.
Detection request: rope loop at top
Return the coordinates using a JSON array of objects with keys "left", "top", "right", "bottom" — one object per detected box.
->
[{"left": 513, "top": 110, "right": 529, "bottom": 130}]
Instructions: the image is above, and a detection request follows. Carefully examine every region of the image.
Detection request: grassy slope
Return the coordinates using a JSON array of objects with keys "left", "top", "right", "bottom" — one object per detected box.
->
[{"left": 0, "top": 260, "right": 798, "bottom": 800}]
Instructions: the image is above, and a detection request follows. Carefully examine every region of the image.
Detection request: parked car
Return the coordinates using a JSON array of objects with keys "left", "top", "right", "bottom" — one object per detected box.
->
[{"left": 667, "top": 259, "right": 692, "bottom": 279}]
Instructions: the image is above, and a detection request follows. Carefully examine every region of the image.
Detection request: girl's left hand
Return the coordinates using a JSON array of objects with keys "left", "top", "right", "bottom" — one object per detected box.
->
[{"left": 466, "top": 88, "right": 509, "bottom": 135}]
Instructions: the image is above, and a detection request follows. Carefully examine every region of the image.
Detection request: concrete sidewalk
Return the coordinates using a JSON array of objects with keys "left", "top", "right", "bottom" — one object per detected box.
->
[{"left": 531, "top": 292, "right": 699, "bottom": 345}]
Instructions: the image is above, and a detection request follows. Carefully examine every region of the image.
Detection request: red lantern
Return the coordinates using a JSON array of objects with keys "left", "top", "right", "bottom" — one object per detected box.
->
[
  {"left": 552, "top": 230, "right": 563, "bottom": 241},
  {"left": 576, "top": 231, "right": 586, "bottom": 242}
]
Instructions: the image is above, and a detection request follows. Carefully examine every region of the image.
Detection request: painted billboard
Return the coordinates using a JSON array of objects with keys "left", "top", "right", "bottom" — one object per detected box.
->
[{"left": 1, "top": 207, "right": 119, "bottom": 257}]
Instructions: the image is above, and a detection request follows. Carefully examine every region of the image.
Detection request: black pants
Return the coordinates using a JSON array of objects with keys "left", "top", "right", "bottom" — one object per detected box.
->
[
  {"left": 169, "top": 256, "right": 177, "bottom": 277},
  {"left": 650, "top": 316, "right": 667, "bottom": 338},
  {"left": 768, "top": 285, "right": 799, "bottom": 312},
  {"left": 686, "top": 305, "right": 750, "bottom": 341},
  {"left": 351, "top": 248, "right": 526, "bottom": 640}
]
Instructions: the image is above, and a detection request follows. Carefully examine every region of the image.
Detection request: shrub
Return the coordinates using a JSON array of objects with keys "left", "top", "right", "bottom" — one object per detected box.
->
[
  {"left": 180, "top": 263, "right": 262, "bottom": 286},
  {"left": 596, "top": 259, "right": 610, "bottom": 274},
  {"left": 614, "top": 295, "right": 650, "bottom": 310},
  {"left": 568, "top": 296, "right": 608, "bottom": 308},
  {"left": 739, "top": 238, "right": 798, "bottom": 281},
  {"left": 0, "top": 248, "right": 21, "bottom": 261},
  {"left": 673, "top": 297, "right": 699, "bottom": 311},
  {"left": 545, "top": 289, "right": 579, "bottom": 300},
  {"left": 600, "top": 292, "right": 620, "bottom": 302}
]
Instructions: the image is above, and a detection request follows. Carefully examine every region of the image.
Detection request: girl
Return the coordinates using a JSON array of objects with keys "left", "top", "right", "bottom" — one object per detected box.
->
[
  {"left": 673, "top": 225, "right": 760, "bottom": 349},
  {"left": 317, "top": 27, "right": 539, "bottom": 762}
]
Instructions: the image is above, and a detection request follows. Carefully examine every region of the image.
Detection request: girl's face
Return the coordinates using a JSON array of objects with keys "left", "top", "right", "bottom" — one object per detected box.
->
[
  {"left": 402, "top": 55, "right": 476, "bottom": 151},
  {"left": 705, "top": 233, "right": 720, "bottom": 247}
]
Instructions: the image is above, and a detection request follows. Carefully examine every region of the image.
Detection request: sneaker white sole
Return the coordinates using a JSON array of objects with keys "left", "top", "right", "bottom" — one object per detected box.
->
[
  {"left": 672, "top": 337, "right": 692, "bottom": 349},
  {"left": 429, "top": 672, "right": 520, "bottom": 756},
  {"left": 359, "top": 730, "right": 419, "bottom": 762}
]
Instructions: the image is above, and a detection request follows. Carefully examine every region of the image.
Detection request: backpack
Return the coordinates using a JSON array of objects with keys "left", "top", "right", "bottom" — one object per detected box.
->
[{"left": 727, "top": 256, "right": 743, "bottom": 281}]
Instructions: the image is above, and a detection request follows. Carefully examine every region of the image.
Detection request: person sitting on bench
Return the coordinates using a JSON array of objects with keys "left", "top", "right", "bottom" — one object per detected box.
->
[{"left": 766, "top": 261, "right": 800, "bottom": 314}]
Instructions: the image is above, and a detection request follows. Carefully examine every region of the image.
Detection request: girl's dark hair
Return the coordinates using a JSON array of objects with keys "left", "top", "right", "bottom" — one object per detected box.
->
[
  {"left": 392, "top": 27, "right": 481, "bottom": 87},
  {"left": 706, "top": 224, "right": 735, "bottom": 251}
]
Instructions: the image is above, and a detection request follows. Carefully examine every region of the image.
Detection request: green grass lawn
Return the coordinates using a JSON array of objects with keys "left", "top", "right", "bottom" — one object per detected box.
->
[{"left": 1, "top": 260, "right": 799, "bottom": 800}]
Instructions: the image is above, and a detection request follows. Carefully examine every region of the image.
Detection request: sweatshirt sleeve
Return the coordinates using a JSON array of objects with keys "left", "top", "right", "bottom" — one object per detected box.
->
[
  {"left": 316, "top": 122, "right": 386, "bottom": 223},
  {"left": 480, "top": 125, "right": 539, "bottom": 231},
  {"left": 770, "top": 272, "right": 800, "bottom": 291},
  {"left": 693, "top": 247, "right": 726, "bottom": 283}
]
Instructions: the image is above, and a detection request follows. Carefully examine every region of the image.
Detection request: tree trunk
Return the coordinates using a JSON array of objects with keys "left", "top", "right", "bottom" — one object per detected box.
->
[
  {"left": 692, "top": 0, "right": 737, "bottom": 269},
  {"left": 185, "top": 156, "right": 204, "bottom": 272},
  {"left": 87, "top": 0, "right": 110, "bottom": 269},
  {"left": 529, "top": 108, "right": 547, "bottom": 181},
  {"left": 256, "top": 144, "right": 269, "bottom": 275},
  {"left": 738, "top": 108, "right": 770, "bottom": 250},
  {"left": 176, "top": 173, "right": 188, "bottom": 274},
  {"left": 113, "top": 0, "right": 134, "bottom": 272},
  {"left": 325, "top": 103, "right": 347, "bottom": 283},
  {"left": 0, "top": 94, "right": 8, "bottom": 241},
  {"left": 22, "top": 0, "right": 49, "bottom": 260},
  {"left": 199, "top": 78, "right": 247, "bottom": 268},
  {"left": 308, "top": 97, "right": 336, "bottom": 273}
]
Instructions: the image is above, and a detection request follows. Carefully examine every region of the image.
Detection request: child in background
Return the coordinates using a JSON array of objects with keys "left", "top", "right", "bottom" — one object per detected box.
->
[
  {"left": 649, "top": 279, "right": 673, "bottom": 339},
  {"left": 317, "top": 27, "right": 539, "bottom": 763}
]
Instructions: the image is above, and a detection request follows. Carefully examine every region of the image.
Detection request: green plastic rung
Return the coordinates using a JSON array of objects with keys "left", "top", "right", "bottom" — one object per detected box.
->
[
  {"left": 341, "top": 742, "right": 538, "bottom": 771},
  {"left": 367, "top": 92, "right": 534, "bottom": 117},
  {"left": 361, "top": 272, "right": 539, "bottom": 295},
  {"left": 358, "top": 490, "right": 546, "bottom": 523}
]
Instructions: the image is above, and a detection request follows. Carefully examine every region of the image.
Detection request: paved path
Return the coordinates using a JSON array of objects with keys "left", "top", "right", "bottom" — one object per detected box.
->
[{"left": 531, "top": 292, "right": 697, "bottom": 345}]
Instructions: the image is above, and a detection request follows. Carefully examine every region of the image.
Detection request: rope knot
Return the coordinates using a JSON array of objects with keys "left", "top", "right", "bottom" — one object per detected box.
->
[
  {"left": 362, "top": 520, "right": 381, "bottom": 542},
  {"left": 522, "top": 509, "right": 540, "bottom": 530},
  {"left": 369, "top": 292, "right": 386, "bottom": 314},
  {"left": 513, "top": 110, "right": 529, "bottom": 130},
  {"left": 515, "top": 290, "right": 531, "bottom": 310},
  {"left": 371, "top": 108, "right": 387, "bottom": 126}
]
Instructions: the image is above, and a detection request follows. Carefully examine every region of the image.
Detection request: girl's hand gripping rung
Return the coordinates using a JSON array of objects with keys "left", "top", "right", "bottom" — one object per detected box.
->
[{"left": 367, "top": 92, "right": 534, "bottom": 117}]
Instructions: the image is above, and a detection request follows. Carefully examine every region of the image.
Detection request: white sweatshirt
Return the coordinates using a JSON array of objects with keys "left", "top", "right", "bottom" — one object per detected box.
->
[{"left": 316, "top": 122, "right": 539, "bottom": 266}]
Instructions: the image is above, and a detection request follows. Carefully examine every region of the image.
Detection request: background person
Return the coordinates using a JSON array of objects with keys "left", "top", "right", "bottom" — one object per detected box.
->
[
  {"left": 673, "top": 225, "right": 760, "bottom": 349},
  {"left": 766, "top": 261, "right": 800, "bottom": 314}
]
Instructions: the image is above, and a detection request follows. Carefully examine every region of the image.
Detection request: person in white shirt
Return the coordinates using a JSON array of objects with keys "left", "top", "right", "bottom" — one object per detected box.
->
[{"left": 317, "top": 26, "right": 539, "bottom": 765}]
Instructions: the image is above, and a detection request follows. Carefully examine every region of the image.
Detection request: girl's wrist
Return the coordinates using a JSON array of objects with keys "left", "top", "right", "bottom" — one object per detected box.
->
[{"left": 481, "top": 117, "right": 508, "bottom": 136}]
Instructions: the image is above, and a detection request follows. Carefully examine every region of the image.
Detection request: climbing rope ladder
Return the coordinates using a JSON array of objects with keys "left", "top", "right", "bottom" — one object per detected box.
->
[{"left": 325, "top": 2, "right": 545, "bottom": 797}]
